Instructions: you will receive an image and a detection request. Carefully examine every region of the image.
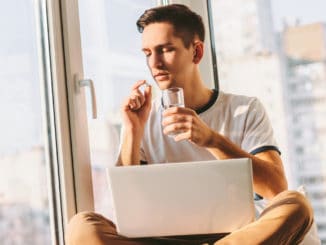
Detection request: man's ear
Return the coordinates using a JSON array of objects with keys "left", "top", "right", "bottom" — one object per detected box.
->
[{"left": 193, "top": 42, "right": 204, "bottom": 64}]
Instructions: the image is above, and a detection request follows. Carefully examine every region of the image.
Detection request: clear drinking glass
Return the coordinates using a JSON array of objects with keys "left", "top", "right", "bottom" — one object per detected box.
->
[
  {"left": 162, "top": 87, "right": 185, "bottom": 109},
  {"left": 162, "top": 87, "right": 185, "bottom": 136}
]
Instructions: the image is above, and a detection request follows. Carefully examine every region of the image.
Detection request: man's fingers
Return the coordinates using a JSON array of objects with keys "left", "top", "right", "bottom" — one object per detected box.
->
[
  {"left": 124, "top": 80, "right": 151, "bottom": 111},
  {"left": 133, "top": 90, "right": 145, "bottom": 105},
  {"left": 173, "top": 131, "right": 192, "bottom": 142},
  {"left": 128, "top": 86, "right": 149, "bottom": 110},
  {"left": 128, "top": 96, "right": 142, "bottom": 110},
  {"left": 163, "top": 122, "right": 189, "bottom": 135},
  {"left": 131, "top": 80, "right": 147, "bottom": 90},
  {"left": 162, "top": 114, "right": 190, "bottom": 127},
  {"left": 144, "top": 84, "right": 152, "bottom": 106}
]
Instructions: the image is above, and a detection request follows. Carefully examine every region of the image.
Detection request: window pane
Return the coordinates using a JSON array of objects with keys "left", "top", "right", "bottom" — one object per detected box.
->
[
  {"left": 78, "top": 0, "right": 157, "bottom": 220},
  {"left": 210, "top": 0, "right": 326, "bottom": 242},
  {"left": 0, "top": 1, "right": 53, "bottom": 244}
]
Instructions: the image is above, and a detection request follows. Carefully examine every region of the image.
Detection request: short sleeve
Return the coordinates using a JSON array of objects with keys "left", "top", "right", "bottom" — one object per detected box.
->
[{"left": 241, "top": 98, "right": 280, "bottom": 154}]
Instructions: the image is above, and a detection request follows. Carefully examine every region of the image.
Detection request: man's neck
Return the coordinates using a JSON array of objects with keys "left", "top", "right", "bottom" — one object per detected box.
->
[{"left": 183, "top": 76, "right": 213, "bottom": 111}]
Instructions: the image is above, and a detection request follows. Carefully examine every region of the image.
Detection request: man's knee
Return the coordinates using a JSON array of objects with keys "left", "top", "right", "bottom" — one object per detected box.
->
[
  {"left": 67, "top": 212, "right": 90, "bottom": 233},
  {"left": 275, "top": 190, "right": 313, "bottom": 222},
  {"left": 66, "top": 211, "right": 116, "bottom": 245},
  {"left": 261, "top": 191, "right": 313, "bottom": 244},
  {"left": 265, "top": 190, "right": 312, "bottom": 216}
]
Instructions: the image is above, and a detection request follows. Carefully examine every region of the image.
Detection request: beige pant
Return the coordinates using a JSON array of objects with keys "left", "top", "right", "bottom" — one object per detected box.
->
[{"left": 66, "top": 191, "right": 313, "bottom": 245}]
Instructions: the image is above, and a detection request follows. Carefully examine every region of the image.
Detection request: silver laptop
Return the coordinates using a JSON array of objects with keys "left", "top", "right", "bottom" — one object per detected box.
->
[{"left": 107, "top": 158, "right": 255, "bottom": 238}]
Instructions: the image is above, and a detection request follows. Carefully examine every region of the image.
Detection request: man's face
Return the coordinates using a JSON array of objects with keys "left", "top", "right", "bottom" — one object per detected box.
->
[{"left": 141, "top": 22, "right": 195, "bottom": 90}]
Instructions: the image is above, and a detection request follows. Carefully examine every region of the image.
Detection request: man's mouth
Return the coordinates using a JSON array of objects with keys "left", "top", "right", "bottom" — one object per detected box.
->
[{"left": 153, "top": 72, "right": 169, "bottom": 81}]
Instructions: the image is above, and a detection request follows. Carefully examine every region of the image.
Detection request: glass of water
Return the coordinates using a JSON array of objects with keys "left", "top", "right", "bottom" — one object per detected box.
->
[
  {"left": 162, "top": 87, "right": 185, "bottom": 137},
  {"left": 162, "top": 87, "right": 185, "bottom": 109}
]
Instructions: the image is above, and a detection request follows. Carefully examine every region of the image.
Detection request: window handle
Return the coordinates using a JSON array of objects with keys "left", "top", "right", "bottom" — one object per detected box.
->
[{"left": 75, "top": 74, "right": 98, "bottom": 119}]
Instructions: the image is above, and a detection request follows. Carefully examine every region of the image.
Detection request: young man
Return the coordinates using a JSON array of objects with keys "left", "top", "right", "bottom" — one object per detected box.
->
[{"left": 66, "top": 4, "right": 313, "bottom": 245}]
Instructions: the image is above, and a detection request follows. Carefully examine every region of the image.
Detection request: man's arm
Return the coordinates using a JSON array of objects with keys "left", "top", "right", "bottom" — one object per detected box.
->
[
  {"left": 116, "top": 80, "right": 152, "bottom": 166},
  {"left": 205, "top": 132, "right": 287, "bottom": 199},
  {"left": 162, "top": 107, "right": 288, "bottom": 199},
  {"left": 117, "top": 128, "right": 143, "bottom": 166}
]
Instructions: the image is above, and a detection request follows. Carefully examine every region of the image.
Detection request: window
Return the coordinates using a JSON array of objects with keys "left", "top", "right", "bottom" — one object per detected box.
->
[
  {"left": 0, "top": 0, "right": 58, "bottom": 243},
  {"left": 78, "top": 0, "right": 158, "bottom": 220},
  {"left": 209, "top": 0, "right": 326, "bottom": 242}
]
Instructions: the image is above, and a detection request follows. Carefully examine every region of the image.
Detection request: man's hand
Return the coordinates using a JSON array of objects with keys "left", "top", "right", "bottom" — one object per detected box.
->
[
  {"left": 162, "top": 107, "right": 213, "bottom": 146},
  {"left": 162, "top": 107, "right": 287, "bottom": 198},
  {"left": 122, "top": 80, "right": 152, "bottom": 134},
  {"left": 118, "top": 80, "right": 152, "bottom": 166}
]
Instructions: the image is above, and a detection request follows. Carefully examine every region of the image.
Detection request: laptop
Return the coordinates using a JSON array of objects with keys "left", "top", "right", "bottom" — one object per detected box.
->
[{"left": 107, "top": 158, "right": 255, "bottom": 238}]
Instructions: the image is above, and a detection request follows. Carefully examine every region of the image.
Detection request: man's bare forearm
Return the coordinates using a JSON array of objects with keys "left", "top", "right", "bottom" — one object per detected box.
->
[
  {"left": 206, "top": 131, "right": 288, "bottom": 199},
  {"left": 116, "top": 128, "right": 143, "bottom": 166}
]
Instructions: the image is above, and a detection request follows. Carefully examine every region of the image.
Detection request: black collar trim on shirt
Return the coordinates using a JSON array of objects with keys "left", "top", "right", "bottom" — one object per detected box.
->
[
  {"left": 160, "top": 89, "right": 219, "bottom": 114},
  {"left": 195, "top": 89, "right": 219, "bottom": 114}
]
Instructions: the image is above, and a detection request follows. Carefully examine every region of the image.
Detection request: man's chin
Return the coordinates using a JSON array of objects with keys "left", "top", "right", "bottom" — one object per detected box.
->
[{"left": 155, "top": 80, "right": 173, "bottom": 90}]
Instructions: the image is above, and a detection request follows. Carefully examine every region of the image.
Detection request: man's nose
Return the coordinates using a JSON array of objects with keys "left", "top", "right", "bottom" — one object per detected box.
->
[{"left": 147, "top": 53, "right": 163, "bottom": 69}]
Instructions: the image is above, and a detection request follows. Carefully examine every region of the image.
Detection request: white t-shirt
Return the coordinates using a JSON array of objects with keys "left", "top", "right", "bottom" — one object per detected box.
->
[{"left": 140, "top": 90, "right": 279, "bottom": 163}]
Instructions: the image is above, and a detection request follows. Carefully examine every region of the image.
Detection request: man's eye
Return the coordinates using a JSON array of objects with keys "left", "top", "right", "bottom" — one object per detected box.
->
[
  {"left": 162, "top": 47, "right": 174, "bottom": 52},
  {"left": 144, "top": 52, "right": 151, "bottom": 57}
]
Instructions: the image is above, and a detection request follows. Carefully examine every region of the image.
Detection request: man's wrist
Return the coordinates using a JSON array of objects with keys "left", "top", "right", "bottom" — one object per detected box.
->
[
  {"left": 205, "top": 130, "right": 222, "bottom": 148},
  {"left": 123, "top": 125, "right": 144, "bottom": 140}
]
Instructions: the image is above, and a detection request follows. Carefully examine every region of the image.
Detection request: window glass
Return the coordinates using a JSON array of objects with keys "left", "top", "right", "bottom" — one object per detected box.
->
[
  {"left": 78, "top": 0, "right": 157, "bottom": 220},
  {"left": 0, "top": 1, "right": 52, "bottom": 243},
  {"left": 210, "top": 0, "right": 326, "bottom": 242}
]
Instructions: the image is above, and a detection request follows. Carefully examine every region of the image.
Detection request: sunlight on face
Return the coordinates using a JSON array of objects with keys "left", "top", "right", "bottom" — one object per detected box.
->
[{"left": 141, "top": 22, "right": 196, "bottom": 90}]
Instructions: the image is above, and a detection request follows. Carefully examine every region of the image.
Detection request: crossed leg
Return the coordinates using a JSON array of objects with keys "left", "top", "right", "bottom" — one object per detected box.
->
[
  {"left": 214, "top": 191, "right": 314, "bottom": 245},
  {"left": 66, "top": 190, "right": 313, "bottom": 245}
]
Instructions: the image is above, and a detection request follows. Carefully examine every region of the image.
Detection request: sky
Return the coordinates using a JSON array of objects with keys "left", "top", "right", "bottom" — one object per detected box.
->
[{"left": 271, "top": 0, "right": 326, "bottom": 31}]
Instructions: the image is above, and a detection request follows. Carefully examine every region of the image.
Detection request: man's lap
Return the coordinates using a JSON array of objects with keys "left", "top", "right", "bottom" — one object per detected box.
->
[{"left": 66, "top": 190, "right": 313, "bottom": 245}]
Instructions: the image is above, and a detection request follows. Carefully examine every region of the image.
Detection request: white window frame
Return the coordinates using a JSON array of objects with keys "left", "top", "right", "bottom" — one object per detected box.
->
[{"left": 46, "top": 0, "right": 94, "bottom": 230}]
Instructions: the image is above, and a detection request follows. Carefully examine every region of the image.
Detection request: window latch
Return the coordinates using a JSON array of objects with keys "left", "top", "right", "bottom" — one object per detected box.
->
[{"left": 75, "top": 74, "right": 97, "bottom": 119}]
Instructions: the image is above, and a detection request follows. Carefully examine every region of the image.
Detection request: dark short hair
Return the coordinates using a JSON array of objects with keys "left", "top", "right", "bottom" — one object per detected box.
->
[{"left": 136, "top": 4, "right": 205, "bottom": 48}]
